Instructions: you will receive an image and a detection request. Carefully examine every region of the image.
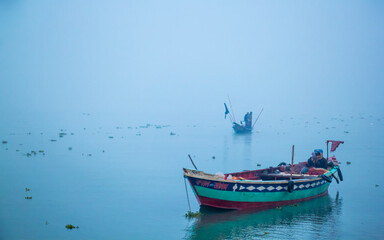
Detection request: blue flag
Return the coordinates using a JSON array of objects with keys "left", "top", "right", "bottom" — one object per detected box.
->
[{"left": 224, "top": 103, "right": 230, "bottom": 119}]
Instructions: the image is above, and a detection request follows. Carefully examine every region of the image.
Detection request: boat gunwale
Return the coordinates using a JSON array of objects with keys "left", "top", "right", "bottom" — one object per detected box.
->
[{"left": 183, "top": 168, "right": 331, "bottom": 185}]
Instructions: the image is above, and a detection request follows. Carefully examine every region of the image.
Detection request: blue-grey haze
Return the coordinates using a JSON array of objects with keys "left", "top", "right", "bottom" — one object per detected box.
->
[{"left": 1, "top": 0, "right": 384, "bottom": 239}]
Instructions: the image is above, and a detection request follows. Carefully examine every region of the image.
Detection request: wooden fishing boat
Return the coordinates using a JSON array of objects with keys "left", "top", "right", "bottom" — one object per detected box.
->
[
  {"left": 224, "top": 100, "right": 263, "bottom": 134},
  {"left": 183, "top": 160, "right": 343, "bottom": 210},
  {"left": 232, "top": 122, "right": 252, "bottom": 134}
]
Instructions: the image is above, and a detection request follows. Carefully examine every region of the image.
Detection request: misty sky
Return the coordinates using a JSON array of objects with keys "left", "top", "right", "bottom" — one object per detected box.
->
[{"left": 1, "top": 0, "right": 383, "bottom": 129}]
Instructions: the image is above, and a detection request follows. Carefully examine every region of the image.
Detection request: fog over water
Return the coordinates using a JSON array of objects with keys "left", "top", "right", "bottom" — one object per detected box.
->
[
  {"left": 1, "top": 0, "right": 384, "bottom": 131},
  {"left": 1, "top": 1, "right": 384, "bottom": 240}
]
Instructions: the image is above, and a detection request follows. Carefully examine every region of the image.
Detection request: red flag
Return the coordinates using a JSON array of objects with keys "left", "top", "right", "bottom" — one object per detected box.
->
[{"left": 327, "top": 140, "right": 344, "bottom": 152}]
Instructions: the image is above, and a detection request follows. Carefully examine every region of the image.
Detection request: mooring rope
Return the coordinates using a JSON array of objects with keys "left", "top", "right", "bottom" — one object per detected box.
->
[{"left": 184, "top": 177, "right": 191, "bottom": 212}]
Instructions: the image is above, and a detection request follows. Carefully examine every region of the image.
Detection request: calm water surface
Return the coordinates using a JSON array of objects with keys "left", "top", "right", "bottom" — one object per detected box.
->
[
  {"left": 1, "top": 114, "right": 384, "bottom": 239},
  {"left": 1, "top": 0, "right": 384, "bottom": 239}
]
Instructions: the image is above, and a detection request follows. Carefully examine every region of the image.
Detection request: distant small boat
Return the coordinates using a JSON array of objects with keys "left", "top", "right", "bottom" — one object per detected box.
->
[
  {"left": 232, "top": 112, "right": 253, "bottom": 134},
  {"left": 224, "top": 102, "right": 263, "bottom": 134},
  {"left": 183, "top": 158, "right": 343, "bottom": 210}
]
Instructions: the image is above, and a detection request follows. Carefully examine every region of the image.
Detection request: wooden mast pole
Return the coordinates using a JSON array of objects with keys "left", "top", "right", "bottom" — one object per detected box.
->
[
  {"left": 252, "top": 108, "right": 264, "bottom": 128},
  {"left": 290, "top": 145, "right": 294, "bottom": 180},
  {"left": 227, "top": 95, "right": 236, "bottom": 122}
]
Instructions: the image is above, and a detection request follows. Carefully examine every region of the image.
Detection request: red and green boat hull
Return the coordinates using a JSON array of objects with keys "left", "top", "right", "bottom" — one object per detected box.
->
[{"left": 185, "top": 172, "right": 332, "bottom": 210}]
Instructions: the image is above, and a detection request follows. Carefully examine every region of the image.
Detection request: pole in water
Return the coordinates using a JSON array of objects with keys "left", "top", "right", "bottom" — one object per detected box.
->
[
  {"left": 184, "top": 177, "right": 192, "bottom": 212},
  {"left": 188, "top": 154, "right": 198, "bottom": 170},
  {"left": 290, "top": 145, "right": 294, "bottom": 180}
]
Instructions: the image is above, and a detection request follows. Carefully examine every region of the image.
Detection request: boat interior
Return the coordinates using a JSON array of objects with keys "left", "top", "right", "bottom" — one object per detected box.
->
[{"left": 225, "top": 162, "right": 328, "bottom": 181}]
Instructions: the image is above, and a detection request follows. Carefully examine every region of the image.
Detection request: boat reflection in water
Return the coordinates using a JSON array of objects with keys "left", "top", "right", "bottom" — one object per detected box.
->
[{"left": 184, "top": 192, "right": 342, "bottom": 240}]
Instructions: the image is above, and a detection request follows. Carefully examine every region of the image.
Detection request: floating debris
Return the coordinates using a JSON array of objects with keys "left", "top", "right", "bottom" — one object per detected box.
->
[
  {"left": 25, "top": 188, "right": 30, "bottom": 192},
  {"left": 256, "top": 232, "right": 270, "bottom": 237},
  {"left": 50, "top": 139, "right": 57, "bottom": 142},
  {"left": 185, "top": 211, "right": 202, "bottom": 219},
  {"left": 2, "top": 141, "right": 7, "bottom": 144},
  {"left": 45, "top": 221, "right": 49, "bottom": 225},
  {"left": 212, "top": 156, "right": 215, "bottom": 159},
  {"left": 39, "top": 150, "right": 44, "bottom": 153},
  {"left": 276, "top": 207, "right": 283, "bottom": 211},
  {"left": 346, "top": 161, "right": 351, "bottom": 165},
  {"left": 25, "top": 197, "right": 32, "bottom": 200},
  {"left": 68, "top": 147, "right": 72, "bottom": 150},
  {"left": 139, "top": 124, "right": 151, "bottom": 128},
  {"left": 344, "top": 131, "right": 349, "bottom": 134},
  {"left": 26, "top": 153, "right": 32, "bottom": 157},
  {"left": 375, "top": 184, "right": 379, "bottom": 187},
  {"left": 108, "top": 136, "right": 114, "bottom": 139},
  {"left": 65, "top": 224, "right": 79, "bottom": 229},
  {"left": 257, "top": 164, "right": 261, "bottom": 167},
  {"left": 170, "top": 132, "right": 176, "bottom": 136},
  {"left": 87, "top": 154, "right": 92, "bottom": 156},
  {"left": 59, "top": 133, "right": 67, "bottom": 138}
]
